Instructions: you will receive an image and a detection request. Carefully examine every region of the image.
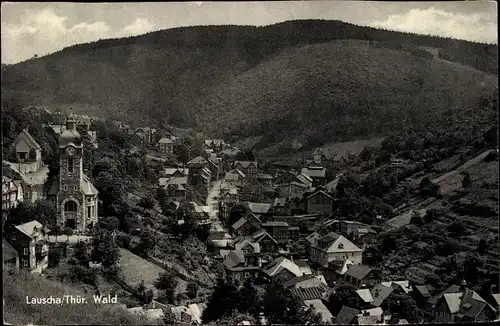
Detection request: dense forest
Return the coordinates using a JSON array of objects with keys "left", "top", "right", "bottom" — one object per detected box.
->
[{"left": 2, "top": 20, "right": 498, "bottom": 152}]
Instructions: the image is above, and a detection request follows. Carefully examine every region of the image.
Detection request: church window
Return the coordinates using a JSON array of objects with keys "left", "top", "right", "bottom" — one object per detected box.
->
[
  {"left": 63, "top": 185, "right": 68, "bottom": 191},
  {"left": 74, "top": 185, "right": 78, "bottom": 191},
  {"left": 64, "top": 200, "right": 77, "bottom": 212},
  {"left": 67, "top": 157, "right": 74, "bottom": 173}
]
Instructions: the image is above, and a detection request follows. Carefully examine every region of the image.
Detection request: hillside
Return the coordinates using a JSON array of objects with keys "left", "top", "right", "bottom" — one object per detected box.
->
[
  {"left": 3, "top": 268, "right": 159, "bottom": 325},
  {"left": 2, "top": 20, "right": 498, "bottom": 151}
]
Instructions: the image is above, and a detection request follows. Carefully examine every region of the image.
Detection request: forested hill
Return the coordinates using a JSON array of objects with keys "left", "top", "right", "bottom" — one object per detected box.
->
[{"left": 2, "top": 19, "right": 498, "bottom": 149}]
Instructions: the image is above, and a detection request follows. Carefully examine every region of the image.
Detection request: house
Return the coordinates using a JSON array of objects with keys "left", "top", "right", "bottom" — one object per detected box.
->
[
  {"left": 289, "top": 226, "right": 300, "bottom": 239},
  {"left": 232, "top": 214, "right": 262, "bottom": 236},
  {"left": 298, "top": 187, "right": 334, "bottom": 215},
  {"left": 232, "top": 229, "right": 279, "bottom": 256},
  {"left": 132, "top": 127, "right": 156, "bottom": 148},
  {"left": 9, "top": 129, "right": 42, "bottom": 171},
  {"left": 323, "top": 259, "right": 354, "bottom": 287},
  {"left": 165, "top": 181, "right": 187, "bottom": 201},
  {"left": 271, "top": 197, "right": 291, "bottom": 215},
  {"left": 157, "top": 137, "right": 174, "bottom": 157},
  {"left": 261, "top": 221, "right": 290, "bottom": 244},
  {"left": 262, "top": 256, "right": 304, "bottom": 282},
  {"left": 344, "top": 265, "right": 383, "bottom": 288},
  {"left": 257, "top": 173, "right": 273, "bottom": 186},
  {"left": 336, "top": 306, "right": 360, "bottom": 325},
  {"left": 301, "top": 166, "right": 326, "bottom": 187},
  {"left": 2, "top": 177, "right": 24, "bottom": 211},
  {"left": 6, "top": 220, "right": 49, "bottom": 273},
  {"left": 381, "top": 281, "right": 413, "bottom": 295},
  {"left": 225, "top": 168, "right": 246, "bottom": 185},
  {"left": 233, "top": 161, "right": 258, "bottom": 181},
  {"left": 308, "top": 232, "right": 363, "bottom": 267},
  {"left": 223, "top": 249, "right": 262, "bottom": 284},
  {"left": 491, "top": 293, "right": 500, "bottom": 320},
  {"left": 220, "top": 187, "right": 239, "bottom": 207},
  {"left": 190, "top": 202, "right": 211, "bottom": 225},
  {"left": 171, "top": 303, "right": 207, "bottom": 324},
  {"left": 3, "top": 240, "right": 19, "bottom": 269},
  {"left": 433, "top": 284, "right": 497, "bottom": 323},
  {"left": 204, "top": 139, "right": 226, "bottom": 152}
]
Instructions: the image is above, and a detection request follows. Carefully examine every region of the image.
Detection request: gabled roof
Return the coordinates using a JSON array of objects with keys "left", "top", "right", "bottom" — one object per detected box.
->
[
  {"left": 223, "top": 250, "right": 245, "bottom": 269},
  {"left": 227, "top": 169, "right": 246, "bottom": 178},
  {"left": 370, "top": 284, "right": 394, "bottom": 307},
  {"left": 158, "top": 137, "right": 173, "bottom": 144},
  {"left": 312, "top": 232, "right": 363, "bottom": 253},
  {"left": 336, "top": 306, "right": 360, "bottom": 325},
  {"left": 356, "top": 289, "right": 374, "bottom": 303},
  {"left": 491, "top": 293, "right": 500, "bottom": 308},
  {"left": 414, "top": 285, "right": 432, "bottom": 298},
  {"left": 14, "top": 220, "right": 45, "bottom": 238},
  {"left": 234, "top": 161, "right": 258, "bottom": 169},
  {"left": 235, "top": 240, "right": 260, "bottom": 254},
  {"left": 263, "top": 256, "right": 302, "bottom": 278},
  {"left": 345, "top": 265, "right": 374, "bottom": 281},
  {"left": 187, "top": 156, "right": 208, "bottom": 165},
  {"left": 251, "top": 229, "right": 278, "bottom": 244},
  {"left": 381, "top": 281, "right": 412, "bottom": 294},
  {"left": 306, "top": 189, "right": 334, "bottom": 201},
  {"left": 12, "top": 129, "right": 42, "bottom": 151},
  {"left": 325, "top": 177, "right": 340, "bottom": 193}
]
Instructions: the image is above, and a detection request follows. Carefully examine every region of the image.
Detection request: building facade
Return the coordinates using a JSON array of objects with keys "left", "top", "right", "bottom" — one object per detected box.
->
[{"left": 47, "top": 114, "right": 98, "bottom": 231}]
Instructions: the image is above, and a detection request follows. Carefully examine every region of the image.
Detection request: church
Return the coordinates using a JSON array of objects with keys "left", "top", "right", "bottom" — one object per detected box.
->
[{"left": 47, "top": 113, "right": 98, "bottom": 231}]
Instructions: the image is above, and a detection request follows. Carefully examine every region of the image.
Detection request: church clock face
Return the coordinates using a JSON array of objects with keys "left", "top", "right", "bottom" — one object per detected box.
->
[{"left": 66, "top": 147, "right": 75, "bottom": 155}]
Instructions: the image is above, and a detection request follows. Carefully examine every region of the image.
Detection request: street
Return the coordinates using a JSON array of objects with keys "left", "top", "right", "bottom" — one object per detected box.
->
[{"left": 206, "top": 178, "right": 230, "bottom": 232}]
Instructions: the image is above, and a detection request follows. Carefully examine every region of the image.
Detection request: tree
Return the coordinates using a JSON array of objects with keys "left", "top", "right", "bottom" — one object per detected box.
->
[
  {"left": 135, "top": 228, "right": 157, "bottom": 257},
  {"left": 97, "top": 216, "right": 120, "bottom": 231},
  {"left": 227, "top": 202, "right": 250, "bottom": 226},
  {"left": 209, "top": 311, "right": 257, "bottom": 325},
  {"left": 137, "top": 196, "right": 157, "bottom": 212},
  {"left": 72, "top": 241, "right": 91, "bottom": 266},
  {"left": 155, "top": 271, "right": 178, "bottom": 304},
  {"left": 34, "top": 199, "right": 57, "bottom": 227},
  {"left": 327, "top": 284, "right": 360, "bottom": 315},
  {"left": 64, "top": 227, "right": 74, "bottom": 237},
  {"left": 419, "top": 177, "right": 440, "bottom": 198},
  {"left": 51, "top": 224, "right": 63, "bottom": 242},
  {"left": 263, "top": 281, "right": 322, "bottom": 325},
  {"left": 447, "top": 221, "right": 468, "bottom": 236},
  {"left": 91, "top": 229, "right": 120, "bottom": 268},
  {"left": 461, "top": 172, "right": 472, "bottom": 188},
  {"left": 202, "top": 278, "right": 241, "bottom": 323},
  {"left": 186, "top": 281, "right": 199, "bottom": 299},
  {"left": 396, "top": 297, "right": 424, "bottom": 323},
  {"left": 477, "top": 239, "right": 488, "bottom": 254},
  {"left": 237, "top": 279, "right": 261, "bottom": 316}
]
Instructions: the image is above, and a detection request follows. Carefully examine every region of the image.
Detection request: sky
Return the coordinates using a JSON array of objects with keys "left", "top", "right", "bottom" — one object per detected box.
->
[{"left": 1, "top": 1, "right": 498, "bottom": 64}]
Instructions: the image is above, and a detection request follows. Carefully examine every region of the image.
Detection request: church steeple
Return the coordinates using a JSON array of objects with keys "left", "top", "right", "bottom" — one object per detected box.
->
[{"left": 66, "top": 109, "right": 76, "bottom": 131}]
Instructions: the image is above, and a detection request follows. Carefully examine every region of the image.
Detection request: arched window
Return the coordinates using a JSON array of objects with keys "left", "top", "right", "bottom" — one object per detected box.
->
[{"left": 64, "top": 200, "right": 77, "bottom": 212}]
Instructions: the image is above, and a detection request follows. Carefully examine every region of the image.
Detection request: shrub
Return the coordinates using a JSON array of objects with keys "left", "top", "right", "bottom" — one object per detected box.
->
[{"left": 419, "top": 177, "right": 440, "bottom": 197}]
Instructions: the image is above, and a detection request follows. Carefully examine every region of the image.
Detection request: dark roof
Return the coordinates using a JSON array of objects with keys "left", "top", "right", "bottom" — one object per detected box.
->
[
  {"left": 3, "top": 240, "right": 18, "bottom": 262},
  {"left": 290, "top": 286, "right": 325, "bottom": 301},
  {"left": 414, "top": 285, "right": 431, "bottom": 298},
  {"left": 282, "top": 275, "right": 316, "bottom": 288},
  {"left": 458, "top": 289, "right": 488, "bottom": 319},
  {"left": 336, "top": 306, "right": 360, "bottom": 325},
  {"left": 318, "top": 232, "right": 341, "bottom": 244},
  {"left": 345, "top": 265, "right": 373, "bottom": 281}
]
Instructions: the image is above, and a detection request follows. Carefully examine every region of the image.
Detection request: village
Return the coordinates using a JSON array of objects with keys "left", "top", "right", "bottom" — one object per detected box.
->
[{"left": 2, "top": 105, "right": 499, "bottom": 325}]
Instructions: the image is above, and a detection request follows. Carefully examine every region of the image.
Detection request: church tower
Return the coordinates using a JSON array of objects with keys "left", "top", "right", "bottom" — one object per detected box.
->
[{"left": 47, "top": 112, "right": 98, "bottom": 231}]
